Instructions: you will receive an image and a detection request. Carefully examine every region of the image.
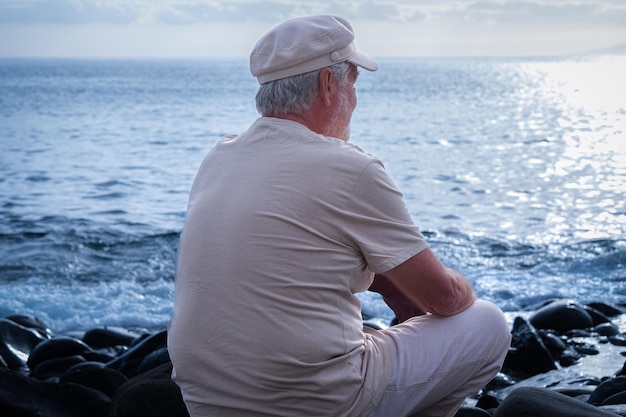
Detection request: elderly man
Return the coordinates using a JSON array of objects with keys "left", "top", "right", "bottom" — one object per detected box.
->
[{"left": 168, "top": 15, "right": 510, "bottom": 417}]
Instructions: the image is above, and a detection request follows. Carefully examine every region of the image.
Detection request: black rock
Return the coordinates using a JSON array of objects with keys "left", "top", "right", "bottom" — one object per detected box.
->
[
  {"left": 0, "top": 367, "right": 110, "bottom": 417},
  {"left": 589, "top": 376, "right": 626, "bottom": 406},
  {"left": 584, "top": 305, "right": 612, "bottom": 326},
  {"left": 137, "top": 346, "right": 171, "bottom": 374},
  {"left": 0, "top": 318, "right": 48, "bottom": 372},
  {"left": 27, "top": 336, "right": 93, "bottom": 372},
  {"left": 530, "top": 299, "right": 594, "bottom": 333},
  {"left": 109, "top": 361, "right": 189, "bottom": 417},
  {"left": 602, "top": 390, "right": 626, "bottom": 406},
  {"left": 538, "top": 330, "right": 567, "bottom": 358},
  {"left": 83, "top": 350, "right": 117, "bottom": 363},
  {"left": 503, "top": 317, "right": 557, "bottom": 379},
  {"left": 105, "top": 330, "right": 167, "bottom": 377},
  {"left": 609, "top": 334, "right": 626, "bottom": 346},
  {"left": 60, "top": 366, "right": 128, "bottom": 398},
  {"left": 594, "top": 323, "right": 621, "bottom": 337},
  {"left": 83, "top": 327, "right": 139, "bottom": 349},
  {"left": 474, "top": 393, "right": 501, "bottom": 410},
  {"left": 493, "top": 386, "right": 620, "bottom": 417},
  {"left": 454, "top": 407, "right": 492, "bottom": 416},
  {"left": 484, "top": 372, "right": 516, "bottom": 391},
  {"left": 32, "top": 354, "right": 87, "bottom": 380},
  {"left": 587, "top": 302, "right": 624, "bottom": 318},
  {"left": 6, "top": 315, "right": 52, "bottom": 338},
  {"left": 558, "top": 346, "right": 582, "bottom": 367}
]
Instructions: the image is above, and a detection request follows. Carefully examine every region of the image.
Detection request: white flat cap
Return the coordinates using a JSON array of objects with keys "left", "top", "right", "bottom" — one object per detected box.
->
[{"left": 250, "top": 15, "right": 378, "bottom": 84}]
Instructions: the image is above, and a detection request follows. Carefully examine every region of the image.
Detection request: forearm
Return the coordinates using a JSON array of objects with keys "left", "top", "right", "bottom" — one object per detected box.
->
[
  {"left": 371, "top": 270, "right": 475, "bottom": 318},
  {"left": 369, "top": 274, "right": 427, "bottom": 322},
  {"left": 426, "top": 267, "right": 476, "bottom": 316}
]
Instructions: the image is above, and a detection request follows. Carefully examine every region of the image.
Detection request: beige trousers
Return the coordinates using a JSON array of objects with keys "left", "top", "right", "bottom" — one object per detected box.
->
[{"left": 367, "top": 300, "right": 511, "bottom": 417}]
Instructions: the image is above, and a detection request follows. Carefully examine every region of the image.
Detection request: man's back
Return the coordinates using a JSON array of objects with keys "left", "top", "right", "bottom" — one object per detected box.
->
[{"left": 168, "top": 117, "right": 427, "bottom": 416}]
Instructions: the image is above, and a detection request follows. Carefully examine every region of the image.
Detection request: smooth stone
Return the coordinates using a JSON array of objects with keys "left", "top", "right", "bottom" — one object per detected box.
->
[
  {"left": 6, "top": 315, "right": 53, "bottom": 338},
  {"left": 83, "top": 327, "right": 140, "bottom": 349},
  {"left": 136, "top": 346, "right": 170, "bottom": 375},
  {"left": 83, "top": 350, "right": 117, "bottom": 363},
  {"left": 484, "top": 372, "right": 517, "bottom": 391},
  {"left": 530, "top": 299, "right": 594, "bottom": 333},
  {"left": 454, "top": 407, "right": 492, "bottom": 416},
  {"left": 502, "top": 317, "right": 557, "bottom": 379},
  {"left": 585, "top": 305, "right": 613, "bottom": 326},
  {"left": 105, "top": 330, "right": 167, "bottom": 378},
  {"left": 493, "top": 367, "right": 605, "bottom": 404},
  {"left": 493, "top": 386, "right": 621, "bottom": 417},
  {"left": 587, "top": 303, "right": 624, "bottom": 318},
  {"left": 0, "top": 367, "right": 110, "bottom": 417},
  {"left": 109, "top": 361, "right": 189, "bottom": 417},
  {"left": 589, "top": 377, "right": 626, "bottom": 406},
  {"left": 0, "top": 318, "right": 48, "bottom": 371},
  {"left": 558, "top": 346, "right": 582, "bottom": 366},
  {"left": 609, "top": 335, "right": 626, "bottom": 346},
  {"left": 594, "top": 323, "right": 621, "bottom": 337},
  {"left": 537, "top": 330, "right": 567, "bottom": 358},
  {"left": 474, "top": 393, "right": 501, "bottom": 410},
  {"left": 603, "top": 390, "right": 626, "bottom": 406},
  {"left": 567, "top": 328, "right": 593, "bottom": 337},
  {"left": 27, "top": 336, "right": 93, "bottom": 371},
  {"left": 65, "top": 360, "right": 105, "bottom": 372},
  {"left": 60, "top": 366, "right": 128, "bottom": 398},
  {"left": 32, "top": 354, "right": 87, "bottom": 380}
]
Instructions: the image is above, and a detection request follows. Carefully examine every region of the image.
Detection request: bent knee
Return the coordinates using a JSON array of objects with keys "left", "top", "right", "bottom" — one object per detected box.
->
[{"left": 465, "top": 300, "right": 511, "bottom": 354}]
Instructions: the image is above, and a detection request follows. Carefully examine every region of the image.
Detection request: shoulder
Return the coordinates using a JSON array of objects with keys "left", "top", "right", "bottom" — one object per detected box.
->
[
  {"left": 261, "top": 117, "right": 381, "bottom": 161},
  {"left": 209, "top": 117, "right": 384, "bottom": 180}
]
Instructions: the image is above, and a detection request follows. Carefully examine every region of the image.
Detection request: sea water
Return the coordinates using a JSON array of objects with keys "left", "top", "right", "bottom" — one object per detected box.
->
[{"left": 0, "top": 56, "right": 624, "bottom": 333}]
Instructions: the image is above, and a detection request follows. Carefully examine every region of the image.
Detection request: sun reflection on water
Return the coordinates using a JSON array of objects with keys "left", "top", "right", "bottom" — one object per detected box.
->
[{"left": 522, "top": 56, "right": 626, "bottom": 243}]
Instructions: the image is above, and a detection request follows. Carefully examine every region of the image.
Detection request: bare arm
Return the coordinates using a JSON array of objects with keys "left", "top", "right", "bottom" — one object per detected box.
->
[
  {"left": 368, "top": 248, "right": 476, "bottom": 320},
  {"left": 368, "top": 273, "right": 427, "bottom": 322}
]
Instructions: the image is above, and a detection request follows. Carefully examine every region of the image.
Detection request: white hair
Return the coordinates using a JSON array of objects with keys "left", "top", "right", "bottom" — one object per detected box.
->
[{"left": 255, "top": 62, "right": 352, "bottom": 116}]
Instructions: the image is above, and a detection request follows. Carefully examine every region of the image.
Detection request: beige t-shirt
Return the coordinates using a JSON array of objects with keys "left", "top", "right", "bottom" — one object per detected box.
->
[{"left": 168, "top": 117, "right": 428, "bottom": 417}]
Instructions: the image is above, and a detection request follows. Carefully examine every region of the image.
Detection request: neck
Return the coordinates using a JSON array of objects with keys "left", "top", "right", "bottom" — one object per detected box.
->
[{"left": 264, "top": 108, "right": 348, "bottom": 142}]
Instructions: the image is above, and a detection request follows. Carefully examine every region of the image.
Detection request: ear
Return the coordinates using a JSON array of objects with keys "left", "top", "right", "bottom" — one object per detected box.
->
[{"left": 318, "top": 67, "right": 335, "bottom": 107}]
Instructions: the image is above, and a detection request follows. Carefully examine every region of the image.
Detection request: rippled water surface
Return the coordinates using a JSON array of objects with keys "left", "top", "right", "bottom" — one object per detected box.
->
[{"left": 1, "top": 56, "right": 624, "bottom": 332}]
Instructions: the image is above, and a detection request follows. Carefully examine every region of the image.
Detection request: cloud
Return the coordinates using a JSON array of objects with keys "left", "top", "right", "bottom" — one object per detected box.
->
[
  {"left": 137, "top": 0, "right": 402, "bottom": 25},
  {"left": 154, "top": 1, "right": 316, "bottom": 25},
  {"left": 458, "top": 1, "right": 626, "bottom": 27},
  {"left": 0, "top": 0, "right": 624, "bottom": 57},
  {"left": 0, "top": 0, "right": 134, "bottom": 24},
  {"left": 1, "top": 0, "right": 626, "bottom": 27},
  {"left": 353, "top": 0, "right": 626, "bottom": 57}
]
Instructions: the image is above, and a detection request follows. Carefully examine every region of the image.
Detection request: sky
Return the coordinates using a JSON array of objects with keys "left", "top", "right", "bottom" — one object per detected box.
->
[{"left": 0, "top": 0, "right": 625, "bottom": 58}]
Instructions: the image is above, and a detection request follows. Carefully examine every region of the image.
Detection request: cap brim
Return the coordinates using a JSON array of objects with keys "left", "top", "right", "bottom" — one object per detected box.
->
[{"left": 348, "top": 51, "right": 378, "bottom": 72}]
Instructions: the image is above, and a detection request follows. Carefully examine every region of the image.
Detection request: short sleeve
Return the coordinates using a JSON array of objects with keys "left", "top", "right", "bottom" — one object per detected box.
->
[{"left": 340, "top": 160, "right": 428, "bottom": 273}]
